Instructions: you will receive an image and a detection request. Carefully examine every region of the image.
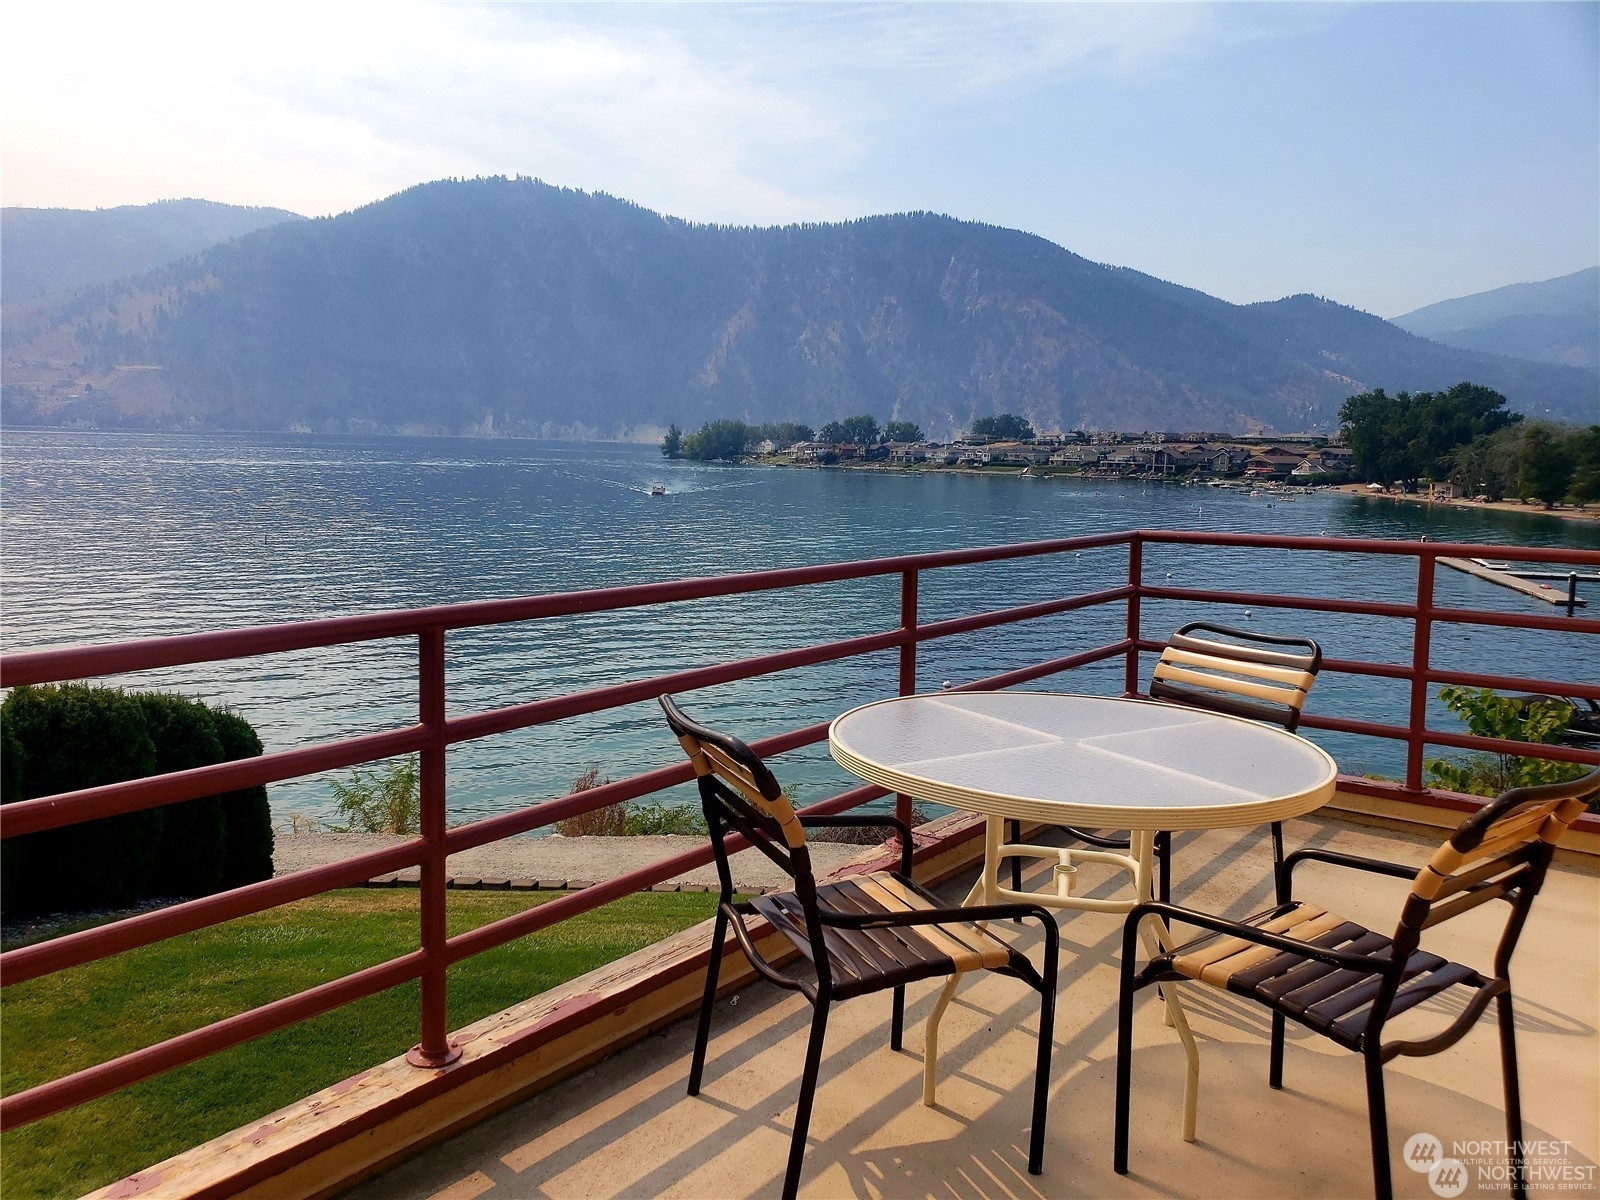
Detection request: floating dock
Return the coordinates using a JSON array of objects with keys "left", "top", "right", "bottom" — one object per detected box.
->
[{"left": 1439, "top": 557, "right": 1587, "bottom": 607}]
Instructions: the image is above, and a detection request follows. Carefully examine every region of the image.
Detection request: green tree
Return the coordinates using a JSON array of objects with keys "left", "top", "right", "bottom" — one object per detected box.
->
[
  {"left": 680, "top": 419, "right": 750, "bottom": 461},
  {"left": 883, "top": 420, "right": 924, "bottom": 443},
  {"left": 819, "top": 415, "right": 880, "bottom": 446},
  {"left": 1340, "top": 382, "right": 1519, "bottom": 488},
  {"left": 971, "top": 413, "right": 1034, "bottom": 441},
  {"left": 1565, "top": 425, "right": 1600, "bottom": 503},
  {"left": 1425, "top": 687, "right": 1585, "bottom": 797},
  {"left": 751, "top": 421, "right": 814, "bottom": 447},
  {"left": 1446, "top": 424, "right": 1522, "bottom": 500},
  {"left": 1517, "top": 424, "right": 1576, "bottom": 507},
  {"left": 660, "top": 424, "right": 682, "bottom": 459}
]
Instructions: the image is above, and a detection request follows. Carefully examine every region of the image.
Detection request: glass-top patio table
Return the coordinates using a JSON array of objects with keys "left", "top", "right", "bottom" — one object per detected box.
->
[{"left": 829, "top": 691, "right": 1339, "bottom": 1134}]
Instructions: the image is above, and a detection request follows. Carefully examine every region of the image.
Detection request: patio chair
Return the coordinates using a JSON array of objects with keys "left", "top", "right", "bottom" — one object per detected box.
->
[
  {"left": 1113, "top": 765, "right": 1600, "bottom": 1200},
  {"left": 661, "top": 694, "right": 1060, "bottom": 1200},
  {"left": 1009, "top": 622, "right": 1321, "bottom": 903}
]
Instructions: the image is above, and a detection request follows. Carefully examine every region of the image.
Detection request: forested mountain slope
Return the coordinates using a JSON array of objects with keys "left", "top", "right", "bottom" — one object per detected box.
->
[
  {"left": 1, "top": 199, "right": 304, "bottom": 304},
  {"left": 4, "top": 179, "right": 1594, "bottom": 436}
]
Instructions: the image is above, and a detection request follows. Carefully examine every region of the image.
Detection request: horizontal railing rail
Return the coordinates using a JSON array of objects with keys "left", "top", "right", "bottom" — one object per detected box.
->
[{"left": 1, "top": 529, "right": 1596, "bottom": 1136}]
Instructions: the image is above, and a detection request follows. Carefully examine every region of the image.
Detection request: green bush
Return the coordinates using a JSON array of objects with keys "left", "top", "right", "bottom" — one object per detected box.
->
[
  {"left": 1, "top": 685, "right": 163, "bottom": 917},
  {"left": 326, "top": 756, "right": 420, "bottom": 834},
  {"left": 0, "top": 684, "right": 275, "bottom": 919},
  {"left": 139, "top": 693, "right": 228, "bottom": 898},
  {"left": 623, "top": 802, "right": 708, "bottom": 836},
  {"left": 1425, "top": 686, "right": 1588, "bottom": 798},
  {"left": 211, "top": 711, "right": 273, "bottom": 889}
]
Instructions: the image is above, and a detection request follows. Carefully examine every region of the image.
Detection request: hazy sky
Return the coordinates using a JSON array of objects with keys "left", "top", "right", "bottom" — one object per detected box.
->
[{"left": 3, "top": 2, "right": 1595, "bottom": 316}]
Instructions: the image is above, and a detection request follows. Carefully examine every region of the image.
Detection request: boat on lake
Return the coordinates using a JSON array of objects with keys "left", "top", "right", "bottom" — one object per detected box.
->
[{"left": 650, "top": 483, "right": 666, "bottom": 495}]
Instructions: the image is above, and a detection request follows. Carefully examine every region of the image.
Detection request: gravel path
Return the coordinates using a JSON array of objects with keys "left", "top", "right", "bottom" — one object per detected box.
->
[{"left": 272, "top": 831, "right": 870, "bottom": 890}]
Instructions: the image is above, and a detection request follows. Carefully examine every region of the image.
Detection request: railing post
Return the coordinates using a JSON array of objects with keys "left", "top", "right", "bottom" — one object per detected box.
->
[
  {"left": 408, "top": 627, "right": 461, "bottom": 1068},
  {"left": 896, "top": 569, "right": 918, "bottom": 832},
  {"left": 1404, "top": 552, "right": 1437, "bottom": 793},
  {"left": 1124, "top": 535, "right": 1143, "bottom": 697}
]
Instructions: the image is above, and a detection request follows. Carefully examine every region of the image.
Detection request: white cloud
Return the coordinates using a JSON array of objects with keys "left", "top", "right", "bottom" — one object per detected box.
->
[{"left": 0, "top": 2, "right": 1268, "bottom": 220}]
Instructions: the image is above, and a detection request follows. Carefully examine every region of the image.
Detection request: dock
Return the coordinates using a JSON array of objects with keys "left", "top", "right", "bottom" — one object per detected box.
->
[{"left": 1439, "top": 557, "right": 1587, "bottom": 607}]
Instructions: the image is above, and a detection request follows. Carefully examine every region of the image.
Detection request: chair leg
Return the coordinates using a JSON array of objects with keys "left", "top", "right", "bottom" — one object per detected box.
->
[
  {"left": 782, "top": 1001, "right": 831, "bottom": 1200},
  {"left": 1009, "top": 818, "right": 1023, "bottom": 902},
  {"left": 1363, "top": 1045, "right": 1393, "bottom": 1200},
  {"left": 1155, "top": 830, "right": 1172, "bottom": 905},
  {"left": 1270, "top": 821, "right": 1287, "bottom": 902},
  {"left": 1028, "top": 962, "right": 1058, "bottom": 1175},
  {"left": 891, "top": 985, "right": 905, "bottom": 1051},
  {"left": 687, "top": 907, "right": 727, "bottom": 1096},
  {"left": 1113, "top": 961, "right": 1139, "bottom": 1174},
  {"left": 1269, "top": 1011, "right": 1285, "bottom": 1089},
  {"left": 1497, "top": 988, "right": 1527, "bottom": 1200}
]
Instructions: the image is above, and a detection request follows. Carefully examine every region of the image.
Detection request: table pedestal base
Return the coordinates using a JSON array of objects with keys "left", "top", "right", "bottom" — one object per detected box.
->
[{"left": 921, "top": 819, "right": 1200, "bottom": 1143}]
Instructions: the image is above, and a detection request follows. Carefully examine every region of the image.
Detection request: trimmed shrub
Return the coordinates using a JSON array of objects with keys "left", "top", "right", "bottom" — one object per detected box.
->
[
  {"left": 138, "top": 692, "right": 228, "bottom": 898},
  {"left": 1, "top": 684, "right": 163, "bottom": 917},
  {"left": 0, "top": 685, "right": 276, "bottom": 919},
  {"left": 211, "top": 710, "right": 273, "bottom": 889},
  {"left": 1, "top": 717, "right": 25, "bottom": 917}
]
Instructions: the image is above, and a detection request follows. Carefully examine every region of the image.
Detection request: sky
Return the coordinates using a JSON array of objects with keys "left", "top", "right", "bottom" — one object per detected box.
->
[{"left": 2, "top": 2, "right": 1595, "bottom": 317}]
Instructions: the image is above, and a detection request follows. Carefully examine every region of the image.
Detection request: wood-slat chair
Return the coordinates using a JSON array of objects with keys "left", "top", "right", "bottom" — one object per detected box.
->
[
  {"left": 1009, "top": 621, "right": 1322, "bottom": 903},
  {"left": 661, "top": 694, "right": 1060, "bottom": 1200},
  {"left": 1113, "top": 765, "right": 1600, "bottom": 1200}
]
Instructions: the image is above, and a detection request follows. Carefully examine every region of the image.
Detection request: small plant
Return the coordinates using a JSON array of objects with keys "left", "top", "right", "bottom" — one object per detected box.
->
[
  {"left": 555, "top": 765, "right": 626, "bottom": 836},
  {"left": 327, "top": 756, "right": 420, "bottom": 835},
  {"left": 1425, "top": 687, "right": 1586, "bottom": 798},
  {"left": 624, "top": 802, "right": 708, "bottom": 836}
]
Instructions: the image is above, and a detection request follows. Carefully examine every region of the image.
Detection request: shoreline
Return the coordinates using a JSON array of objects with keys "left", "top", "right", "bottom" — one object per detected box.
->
[{"left": 1332, "top": 482, "right": 1600, "bottom": 524}]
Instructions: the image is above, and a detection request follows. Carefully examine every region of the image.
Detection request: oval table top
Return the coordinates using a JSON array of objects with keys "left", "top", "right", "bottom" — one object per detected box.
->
[{"left": 829, "top": 691, "right": 1339, "bottom": 831}]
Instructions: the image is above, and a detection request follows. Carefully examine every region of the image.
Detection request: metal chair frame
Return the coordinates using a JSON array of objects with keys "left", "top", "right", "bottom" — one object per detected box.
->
[
  {"left": 661, "top": 694, "right": 1060, "bottom": 1200},
  {"left": 1113, "top": 766, "right": 1600, "bottom": 1200}
]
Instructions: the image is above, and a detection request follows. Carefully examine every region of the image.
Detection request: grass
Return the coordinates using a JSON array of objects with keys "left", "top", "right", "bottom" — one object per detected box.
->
[{"left": 1, "top": 887, "right": 725, "bottom": 1200}]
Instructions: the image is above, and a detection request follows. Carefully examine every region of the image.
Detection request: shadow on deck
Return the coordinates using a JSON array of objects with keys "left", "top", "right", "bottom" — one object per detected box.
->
[{"left": 342, "top": 816, "right": 1599, "bottom": 1200}]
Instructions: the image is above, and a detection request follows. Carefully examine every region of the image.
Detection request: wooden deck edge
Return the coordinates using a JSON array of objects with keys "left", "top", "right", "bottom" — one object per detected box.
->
[
  {"left": 84, "top": 815, "right": 996, "bottom": 1200},
  {"left": 1323, "top": 783, "right": 1600, "bottom": 867}
]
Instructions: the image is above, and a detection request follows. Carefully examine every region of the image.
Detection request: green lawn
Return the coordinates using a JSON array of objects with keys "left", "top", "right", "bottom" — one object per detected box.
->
[{"left": 1, "top": 888, "right": 724, "bottom": 1200}]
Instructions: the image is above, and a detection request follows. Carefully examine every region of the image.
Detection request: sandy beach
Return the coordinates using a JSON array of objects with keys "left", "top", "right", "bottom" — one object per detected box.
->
[{"left": 1334, "top": 481, "right": 1599, "bottom": 523}]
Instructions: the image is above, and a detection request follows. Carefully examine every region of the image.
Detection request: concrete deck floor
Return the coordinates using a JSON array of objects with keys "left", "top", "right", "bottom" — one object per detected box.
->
[{"left": 344, "top": 816, "right": 1599, "bottom": 1200}]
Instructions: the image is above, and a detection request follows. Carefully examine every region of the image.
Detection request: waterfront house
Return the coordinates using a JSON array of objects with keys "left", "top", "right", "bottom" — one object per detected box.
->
[
  {"left": 1049, "top": 446, "right": 1102, "bottom": 468},
  {"left": 887, "top": 442, "right": 928, "bottom": 464}
]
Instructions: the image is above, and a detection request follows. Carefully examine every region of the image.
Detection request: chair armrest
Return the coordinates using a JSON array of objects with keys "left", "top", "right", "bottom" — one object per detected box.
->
[
  {"left": 1280, "top": 847, "right": 1416, "bottom": 903},
  {"left": 1120, "top": 900, "right": 1394, "bottom": 978},
  {"left": 799, "top": 813, "right": 913, "bottom": 875}
]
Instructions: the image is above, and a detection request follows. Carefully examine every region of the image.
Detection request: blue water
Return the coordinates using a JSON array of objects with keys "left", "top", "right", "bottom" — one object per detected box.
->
[{"left": 2, "top": 431, "right": 1595, "bottom": 827}]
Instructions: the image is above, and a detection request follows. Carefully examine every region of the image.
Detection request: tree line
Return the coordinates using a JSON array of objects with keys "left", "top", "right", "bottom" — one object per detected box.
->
[
  {"left": 662, "top": 415, "right": 927, "bottom": 460},
  {"left": 1338, "top": 382, "right": 1599, "bottom": 507}
]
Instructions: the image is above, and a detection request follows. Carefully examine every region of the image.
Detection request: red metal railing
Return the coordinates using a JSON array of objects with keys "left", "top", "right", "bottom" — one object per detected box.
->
[{"left": 2, "top": 530, "right": 1596, "bottom": 1131}]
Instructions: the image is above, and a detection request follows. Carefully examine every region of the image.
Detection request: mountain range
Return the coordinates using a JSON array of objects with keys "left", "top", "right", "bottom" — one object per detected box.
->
[
  {"left": 1, "top": 199, "right": 303, "bottom": 305},
  {"left": 2, "top": 179, "right": 1595, "bottom": 438},
  {"left": 1391, "top": 268, "right": 1598, "bottom": 370}
]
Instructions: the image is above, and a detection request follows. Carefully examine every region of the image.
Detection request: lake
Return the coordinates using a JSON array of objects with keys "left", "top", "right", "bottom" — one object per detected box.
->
[{"left": 2, "top": 431, "right": 1595, "bottom": 828}]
